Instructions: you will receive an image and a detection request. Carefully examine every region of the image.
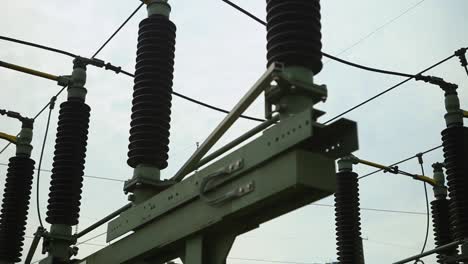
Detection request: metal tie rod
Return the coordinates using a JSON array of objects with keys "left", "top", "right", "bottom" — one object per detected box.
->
[
  {"left": 75, "top": 203, "right": 132, "bottom": 239},
  {"left": 171, "top": 63, "right": 282, "bottom": 182},
  {"left": 393, "top": 240, "right": 463, "bottom": 264}
]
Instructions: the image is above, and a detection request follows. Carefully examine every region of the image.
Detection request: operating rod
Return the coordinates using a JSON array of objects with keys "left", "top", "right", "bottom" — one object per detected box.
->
[
  {"left": 0, "top": 132, "right": 16, "bottom": 144},
  {"left": 197, "top": 115, "right": 279, "bottom": 169},
  {"left": 393, "top": 240, "right": 463, "bottom": 264},
  {"left": 75, "top": 203, "right": 131, "bottom": 239},
  {"left": 0, "top": 60, "right": 59, "bottom": 81}
]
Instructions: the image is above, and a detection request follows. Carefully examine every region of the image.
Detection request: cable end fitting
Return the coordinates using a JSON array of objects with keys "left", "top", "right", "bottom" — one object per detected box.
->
[
  {"left": 455, "top": 48, "right": 467, "bottom": 67},
  {"left": 432, "top": 162, "right": 445, "bottom": 172},
  {"left": 21, "top": 118, "right": 34, "bottom": 129},
  {"left": 105, "top": 63, "right": 122, "bottom": 74},
  {"left": 57, "top": 76, "right": 71, "bottom": 87},
  {"left": 415, "top": 75, "right": 458, "bottom": 92},
  {"left": 415, "top": 152, "right": 424, "bottom": 165},
  {"left": 49, "top": 96, "right": 57, "bottom": 110}
]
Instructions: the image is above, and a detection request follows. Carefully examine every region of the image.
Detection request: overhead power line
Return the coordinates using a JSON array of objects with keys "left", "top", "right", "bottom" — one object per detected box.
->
[
  {"left": 0, "top": 0, "right": 435, "bottom": 129},
  {"left": 311, "top": 203, "right": 425, "bottom": 216},
  {"left": 0, "top": 34, "right": 266, "bottom": 126},
  {"left": 358, "top": 145, "right": 443, "bottom": 180},
  {"left": 219, "top": 0, "right": 421, "bottom": 79},
  {"left": 35, "top": 96, "right": 56, "bottom": 228},
  {"left": 215, "top": 0, "right": 461, "bottom": 125},
  {"left": 0, "top": 3, "right": 144, "bottom": 157},
  {"left": 0, "top": 36, "right": 77, "bottom": 58},
  {"left": 92, "top": 2, "right": 144, "bottom": 58},
  {"left": 323, "top": 53, "right": 456, "bottom": 124}
]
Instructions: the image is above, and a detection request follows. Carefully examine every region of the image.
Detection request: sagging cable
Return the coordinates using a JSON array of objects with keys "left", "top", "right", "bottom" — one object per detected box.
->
[{"left": 350, "top": 155, "right": 437, "bottom": 186}]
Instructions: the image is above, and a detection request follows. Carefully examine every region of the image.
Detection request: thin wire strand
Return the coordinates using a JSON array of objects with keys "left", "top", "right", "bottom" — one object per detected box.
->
[
  {"left": 311, "top": 203, "right": 425, "bottom": 216},
  {"left": 333, "top": 0, "right": 426, "bottom": 57},
  {"left": 464, "top": 66, "right": 468, "bottom": 77},
  {"left": 0, "top": 163, "right": 125, "bottom": 183},
  {"left": 92, "top": 3, "right": 144, "bottom": 58},
  {"left": 358, "top": 145, "right": 443, "bottom": 180},
  {"left": 35, "top": 101, "right": 55, "bottom": 228},
  {"left": 76, "top": 231, "right": 107, "bottom": 246},
  {"left": 172, "top": 91, "right": 265, "bottom": 122},
  {"left": 414, "top": 163, "right": 430, "bottom": 264},
  {"left": 220, "top": 0, "right": 266, "bottom": 26}
]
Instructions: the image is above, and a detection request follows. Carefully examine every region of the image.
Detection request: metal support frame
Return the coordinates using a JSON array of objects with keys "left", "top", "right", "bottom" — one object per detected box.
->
[
  {"left": 66, "top": 6, "right": 359, "bottom": 261},
  {"left": 79, "top": 105, "right": 357, "bottom": 263}
]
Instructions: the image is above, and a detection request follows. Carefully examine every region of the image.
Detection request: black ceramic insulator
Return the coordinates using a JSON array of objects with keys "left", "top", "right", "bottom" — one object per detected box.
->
[
  {"left": 0, "top": 156, "right": 35, "bottom": 263},
  {"left": 431, "top": 199, "right": 459, "bottom": 263},
  {"left": 266, "top": 0, "right": 323, "bottom": 74},
  {"left": 335, "top": 171, "right": 364, "bottom": 264},
  {"left": 46, "top": 99, "right": 90, "bottom": 226},
  {"left": 442, "top": 126, "right": 468, "bottom": 240},
  {"left": 127, "top": 14, "right": 176, "bottom": 170}
]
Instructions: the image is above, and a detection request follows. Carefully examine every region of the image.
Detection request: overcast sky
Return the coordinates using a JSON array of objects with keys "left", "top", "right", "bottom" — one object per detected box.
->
[{"left": 1, "top": 0, "right": 467, "bottom": 263}]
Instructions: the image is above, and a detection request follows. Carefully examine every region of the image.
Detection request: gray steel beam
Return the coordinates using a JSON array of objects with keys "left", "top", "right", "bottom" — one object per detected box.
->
[
  {"left": 82, "top": 149, "right": 336, "bottom": 264},
  {"left": 106, "top": 109, "right": 357, "bottom": 242}
]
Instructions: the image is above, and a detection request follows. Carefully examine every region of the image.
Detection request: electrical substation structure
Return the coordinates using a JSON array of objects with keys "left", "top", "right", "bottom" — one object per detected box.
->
[{"left": 0, "top": 0, "right": 467, "bottom": 264}]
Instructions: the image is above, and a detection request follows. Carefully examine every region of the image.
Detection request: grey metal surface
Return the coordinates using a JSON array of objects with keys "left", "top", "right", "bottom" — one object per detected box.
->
[
  {"left": 83, "top": 149, "right": 336, "bottom": 263},
  {"left": 106, "top": 108, "right": 357, "bottom": 242}
]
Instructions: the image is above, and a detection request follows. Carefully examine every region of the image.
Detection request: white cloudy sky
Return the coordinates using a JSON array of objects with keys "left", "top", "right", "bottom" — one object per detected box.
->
[{"left": 0, "top": 0, "right": 467, "bottom": 263}]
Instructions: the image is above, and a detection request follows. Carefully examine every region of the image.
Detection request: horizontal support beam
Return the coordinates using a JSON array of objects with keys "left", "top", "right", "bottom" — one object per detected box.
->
[
  {"left": 83, "top": 149, "right": 336, "bottom": 264},
  {"left": 106, "top": 109, "right": 357, "bottom": 242}
]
